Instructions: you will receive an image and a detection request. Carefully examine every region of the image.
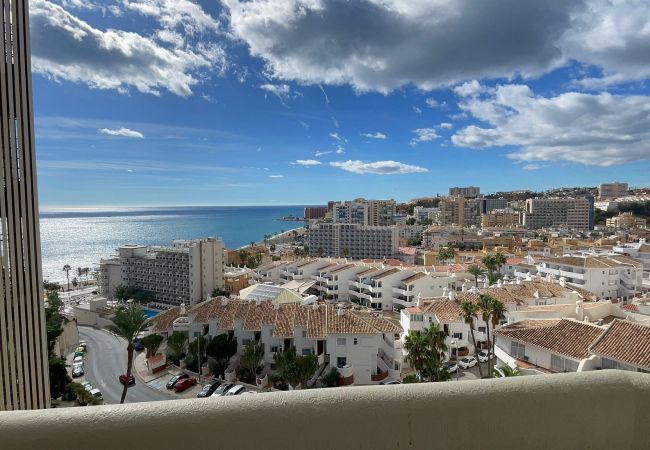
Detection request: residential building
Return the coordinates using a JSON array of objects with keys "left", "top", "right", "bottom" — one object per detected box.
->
[
  {"left": 332, "top": 201, "right": 369, "bottom": 225},
  {"left": 0, "top": 0, "right": 50, "bottom": 410},
  {"left": 536, "top": 255, "right": 643, "bottom": 300},
  {"left": 362, "top": 199, "right": 397, "bottom": 226},
  {"left": 481, "top": 210, "right": 521, "bottom": 228},
  {"left": 413, "top": 206, "right": 439, "bottom": 223},
  {"left": 439, "top": 197, "right": 481, "bottom": 227},
  {"left": 613, "top": 239, "right": 650, "bottom": 272},
  {"left": 279, "top": 259, "right": 333, "bottom": 282},
  {"left": 479, "top": 198, "right": 508, "bottom": 213},
  {"left": 306, "top": 223, "right": 399, "bottom": 259},
  {"left": 606, "top": 212, "right": 646, "bottom": 229},
  {"left": 304, "top": 206, "right": 328, "bottom": 220},
  {"left": 599, "top": 182, "right": 628, "bottom": 199},
  {"left": 224, "top": 267, "right": 251, "bottom": 295},
  {"left": 449, "top": 186, "right": 480, "bottom": 198},
  {"left": 99, "top": 237, "right": 225, "bottom": 306},
  {"left": 589, "top": 319, "right": 650, "bottom": 372},
  {"left": 522, "top": 197, "right": 593, "bottom": 230},
  {"left": 397, "top": 225, "right": 426, "bottom": 242},
  {"left": 250, "top": 261, "right": 289, "bottom": 283},
  {"left": 150, "top": 298, "right": 403, "bottom": 385}
]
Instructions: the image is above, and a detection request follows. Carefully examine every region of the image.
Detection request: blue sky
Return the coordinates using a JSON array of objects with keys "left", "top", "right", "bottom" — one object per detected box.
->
[{"left": 31, "top": 0, "right": 650, "bottom": 208}]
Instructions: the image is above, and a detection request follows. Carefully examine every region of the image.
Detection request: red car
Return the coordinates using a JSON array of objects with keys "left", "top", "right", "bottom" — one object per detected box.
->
[
  {"left": 174, "top": 377, "right": 197, "bottom": 393},
  {"left": 119, "top": 374, "right": 136, "bottom": 385}
]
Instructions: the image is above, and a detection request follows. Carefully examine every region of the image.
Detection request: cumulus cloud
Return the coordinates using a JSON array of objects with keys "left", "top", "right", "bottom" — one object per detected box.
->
[
  {"left": 223, "top": 0, "right": 650, "bottom": 92},
  {"left": 30, "top": 0, "right": 226, "bottom": 96},
  {"left": 452, "top": 84, "right": 650, "bottom": 166},
  {"left": 98, "top": 127, "right": 144, "bottom": 138},
  {"left": 410, "top": 127, "right": 440, "bottom": 146},
  {"left": 330, "top": 160, "right": 428, "bottom": 175},
  {"left": 454, "top": 80, "right": 487, "bottom": 97},
  {"left": 439, "top": 123, "right": 453, "bottom": 130},
  {"left": 361, "top": 132, "right": 387, "bottom": 140},
  {"left": 120, "top": 0, "right": 221, "bottom": 35},
  {"left": 293, "top": 159, "right": 322, "bottom": 167}
]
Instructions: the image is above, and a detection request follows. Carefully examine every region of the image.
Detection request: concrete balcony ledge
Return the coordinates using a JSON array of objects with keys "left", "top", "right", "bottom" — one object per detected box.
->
[{"left": 2, "top": 371, "right": 650, "bottom": 449}]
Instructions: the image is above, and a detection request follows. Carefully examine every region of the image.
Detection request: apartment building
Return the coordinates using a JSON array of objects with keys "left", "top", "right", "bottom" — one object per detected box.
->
[
  {"left": 363, "top": 199, "right": 397, "bottom": 226},
  {"left": 536, "top": 255, "right": 643, "bottom": 300},
  {"left": 522, "top": 197, "right": 594, "bottom": 230},
  {"left": 606, "top": 212, "right": 646, "bottom": 229},
  {"left": 0, "top": 0, "right": 50, "bottom": 410},
  {"left": 306, "top": 223, "right": 399, "bottom": 259},
  {"left": 332, "top": 201, "right": 369, "bottom": 225},
  {"left": 481, "top": 210, "right": 521, "bottom": 228},
  {"left": 480, "top": 198, "right": 508, "bottom": 213},
  {"left": 303, "top": 206, "right": 328, "bottom": 220},
  {"left": 413, "top": 206, "right": 440, "bottom": 223},
  {"left": 151, "top": 298, "right": 403, "bottom": 385},
  {"left": 439, "top": 197, "right": 481, "bottom": 227},
  {"left": 613, "top": 239, "right": 650, "bottom": 272},
  {"left": 250, "top": 261, "right": 290, "bottom": 283},
  {"left": 397, "top": 224, "right": 426, "bottom": 242},
  {"left": 99, "top": 237, "right": 225, "bottom": 306},
  {"left": 599, "top": 182, "right": 628, "bottom": 199},
  {"left": 449, "top": 186, "right": 480, "bottom": 198}
]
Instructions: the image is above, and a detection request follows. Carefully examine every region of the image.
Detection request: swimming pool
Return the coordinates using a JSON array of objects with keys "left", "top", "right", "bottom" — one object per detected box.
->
[{"left": 143, "top": 309, "right": 160, "bottom": 318}]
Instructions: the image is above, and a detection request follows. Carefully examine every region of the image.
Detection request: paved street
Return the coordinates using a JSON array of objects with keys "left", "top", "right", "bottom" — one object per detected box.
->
[{"left": 79, "top": 327, "right": 171, "bottom": 404}]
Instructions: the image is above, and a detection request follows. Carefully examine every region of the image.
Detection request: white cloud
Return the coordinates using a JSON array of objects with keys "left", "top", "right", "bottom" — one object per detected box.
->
[
  {"left": 361, "top": 132, "right": 387, "bottom": 140},
  {"left": 293, "top": 159, "right": 322, "bottom": 167},
  {"left": 454, "top": 80, "right": 487, "bottom": 97},
  {"left": 439, "top": 123, "right": 453, "bottom": 130},
  {"left": 410, "top": 127, "right": 440, "bottom": 146},
  {"left": 329, "top": 132, "right": 347, "bottom": 143},
  {"left": 331, "top": 117, "right": 340, "bottom": 128},
  {"left": 299, "top": 121, "right": 310, "bottom": 130},
  {"left": 268, "top": 174, "right": 284, "bottom": 178},
  {"left": 523, "top": 164, "right": 544, "bottom": 170},
  {"left": 425, "top": 98, "right": 440, "bottom": 108},
  {"left": 335, "top": 146, "right": 345, "bottom": 154},
  {"left": 452, "top": 84, "right": 650, "bottom": 166},
  {"left": 30, "top": 0, "right": 226, "bottom": 97},
  {"left": 120, "top": 0, "right": 221, "bottom": 35},
  {"left": 260, "top": 83, "right": 293, "bottom": 101},
  {"left": 330, "top": 160, "right": 428, "bottom": 175},
  {"left": 413, "top": 106, "right": 422, "bottom": 115},
  {"left": 315, "top": 150, "right": 332, "bottom": 157},
  {"left": 98, "top": 127, "right": 144, "bottom": 138}
]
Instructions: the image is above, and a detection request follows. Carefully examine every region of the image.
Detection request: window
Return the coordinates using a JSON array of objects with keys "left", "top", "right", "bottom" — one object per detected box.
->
[
  {"left": 353, "top": 338, "right": 358, "bottom": 345},
  {"left": 337, "top": 337, "right": 346, "bottom": 346},
  {"left": 301, "top": 330, "right": 307, "bottom": 338},
  {"left": 270, "top": 346, "right": 279, "bottom": 353},
  {"left": 337, "top": 357, "right": 347, "bottom": 368},
  {"left": 452, "top": 332, "right": 463, "bottom": 339},
  {"left": 242, "top": 338, "right": 251, "bottom": 346},
  {"left": 410, "top": 314, "right": 423, "bottom": 322},
  {"left": 478, "top": 326, "right": 486, "bottom": 333},
  {"left": 302, "top": 348, "right": 313, "bottom": 356},
  {"left": 510, "top": 341, "right": 525, "bottom": 359}
]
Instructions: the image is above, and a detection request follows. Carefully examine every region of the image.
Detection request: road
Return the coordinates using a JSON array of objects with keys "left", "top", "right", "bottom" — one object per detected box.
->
[{"left": 79, "top": 327, "right": 171, "bottom": 404}]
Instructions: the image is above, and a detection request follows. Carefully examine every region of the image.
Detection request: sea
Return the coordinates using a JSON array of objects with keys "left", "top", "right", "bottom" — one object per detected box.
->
[{"left": 39, "top": 205, "right": 307, "bottom": 283}]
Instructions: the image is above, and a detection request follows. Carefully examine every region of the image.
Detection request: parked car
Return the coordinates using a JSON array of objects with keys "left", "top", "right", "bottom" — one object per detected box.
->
[
  {"left": 225, "top": 385, "right": 245, "bottom": 396},
  {"left": 166, "top": 373, "right": 189, "bottom": 389},
  {"left": 197, "top": 380, "right": 221, "bottom": 398},
  {"left": 75, "top": 346, "right": 86, "bottom": 353},
  {"left": 174, "top": 377, "right": 197, "bottom": 393},
  {"left": 72, "top": 365, "right": 84, "bottom": 378},
  {"left": 478, "top": 350, "right": 494, "bottom": 363},
  {"left": 119, "top": 374, "right": 135, "bottom": 385},
  {"left": 73, "top": 355, "right": 84, "bottom": 364},
  {"left": 443, "top": 361, "right": 459, "bottom": 374},
  {"left": 211, "top": 383, "right": 235, "bottom": 397},
  {"left": 380, "top": 380, "right": 402, "bottom": 385},
  {"left": 89, "top": 388, "right": 103, "bottom": 400},
  {"left": 458, "top": 356, "right": 478, "bottom": 369},
  {"left": 82, "top": 382, "right": 93, "bottom": 391}
]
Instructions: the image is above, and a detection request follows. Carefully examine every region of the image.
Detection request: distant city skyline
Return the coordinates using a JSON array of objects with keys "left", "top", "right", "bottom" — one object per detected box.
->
[{"left": 31, "top": 0, "right": 650, "bottom": 207}]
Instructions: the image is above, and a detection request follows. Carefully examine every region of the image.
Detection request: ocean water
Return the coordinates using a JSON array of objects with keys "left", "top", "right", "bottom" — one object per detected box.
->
[{"left": 39, "top": 206, "right": 307, "bottom": 283}]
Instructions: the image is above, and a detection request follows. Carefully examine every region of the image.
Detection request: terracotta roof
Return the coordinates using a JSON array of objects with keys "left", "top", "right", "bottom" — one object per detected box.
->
[
  {"left": 419, "top": 300, "right": 462, "bottom": 323},
  {"left": 494, "top": 319, "right": 604, "bottom": 360},
  {"left": 400, "top": 272, "right": 427, "bottom": 284},
  {"left": 330, "top": 264, "right": 356, "bottom": 274},
  {"left": 544, "top": 255, "right": 643, "bottom": 269},
  {"left": 371, "top": 268, "right": 401, "bottom": 279},
  {"left": 589, "top": 319, "right": 650, "bottom": 369},
  {"left": 456, "top": 281, "right": 597, "bottom": 305},
  {"left": 623, "top": 304, "right": 639, "bottom": 312},
  {"left": 149, "top": 307, "right": 182, "bottom": 332},
  {"left": 406, "top": 307, "right": 422, "bottom": 314}
]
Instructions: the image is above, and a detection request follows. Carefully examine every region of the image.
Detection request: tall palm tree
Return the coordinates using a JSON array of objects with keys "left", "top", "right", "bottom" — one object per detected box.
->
[
  {"left": 240, "top": 341, "right": 265, "bottom": 382},
  {"left": 424, "top": 324, "right": 448, "bottom": 360},
  {"left": 403, "top": 330, "right": 428, "bottom": 380},
  {"left": 62, "top": 264, "right": 72, "bottom": 291},
  {"left": 467, "top": 264, "right": 485, "bottom": 288},
  {"left": 481, "top": 254, "right": 497, "bottom": 273},
  {"left": 477, "top": 294, "right": 495, "bottom": 375},
  {"left": 493, "top": 252, "right": 507, "bottom": 275},
  {"left": 489, "top": 298, "right": 507, "bottom": 376},
  {"left": 77, "top": 267, "right": 83, "bottom": 286},
  {"left": 107, "top": 303, "right": 148, "bottom": 404},
  {"left": 460, "top": 300, "right": 483, "bottom": 378}
]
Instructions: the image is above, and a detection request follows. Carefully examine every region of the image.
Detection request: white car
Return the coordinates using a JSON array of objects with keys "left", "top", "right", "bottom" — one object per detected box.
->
[
  {"left": 226, "top": 385, "right": 246, "bottom": 396},
  {"left": 442, "top": 361, "right": 458, "bottom": 374},
  {"left": 458, "top": 357, "right": 478, "bottom": 369},
  {"left": 478, "top": 350, "right": 494, "bottom": 363},
  {"left": 73, "top": 355, "right": 84, "bottom": 364}
]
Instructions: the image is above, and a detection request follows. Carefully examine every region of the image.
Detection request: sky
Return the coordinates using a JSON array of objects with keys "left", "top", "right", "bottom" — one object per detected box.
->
[{"left": 31, "top": 0, "right": 650, "bottom": 208}]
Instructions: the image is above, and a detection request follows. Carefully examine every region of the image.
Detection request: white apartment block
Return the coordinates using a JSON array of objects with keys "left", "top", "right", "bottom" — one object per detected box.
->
[
  {"left": 397, "top": 224, "right": 426, "bottom": 241},
  {"left": 332, "top": 201, "right": 369, "bottom": 225},
  {"left": 98, "top": 237, "right": 225, "bottom": 306},
  {"left": 307, "top": 223, "right": 399, "bottom": 259},
  {"left": 251, "top": 261, "right": 290, "bottom": 283},
  {"left": 413, "top": 206, "right": 440, "bottom": 223},
  {"left": 151, "top": 298, "right": 404, "bottom": 385},
  {"left": 536, "top": 255, "right": 643, "bottom": 300},
  {"left": 599, "top": 182, "right": 628, "bottom": 199},
  {"left": 523, "top": 197, "right": 593, "bottom": 230},
  {"left": 449, "top": 186, "right": 480, "bottom": 198},
  {"left": 613, "top": 239, "right": 650, "bottom": 272}
]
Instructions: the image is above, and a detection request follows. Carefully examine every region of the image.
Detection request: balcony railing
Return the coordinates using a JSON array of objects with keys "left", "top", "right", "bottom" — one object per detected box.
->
[{"left": 1, "top": 372, "right": 648, "bottom": 449}]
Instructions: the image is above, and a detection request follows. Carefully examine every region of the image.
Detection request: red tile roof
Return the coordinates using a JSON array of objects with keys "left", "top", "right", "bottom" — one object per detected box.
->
[{"left": 589, "top": 319, "right": 650, "bottom": 370}]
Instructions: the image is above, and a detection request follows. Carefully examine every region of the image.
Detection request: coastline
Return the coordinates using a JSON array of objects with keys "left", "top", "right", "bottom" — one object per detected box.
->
[{"left": 238, "top": 225, "right": 307, "bottom": 250}]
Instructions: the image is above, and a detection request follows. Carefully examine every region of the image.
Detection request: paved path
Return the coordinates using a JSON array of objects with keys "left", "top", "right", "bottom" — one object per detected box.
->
[{"left": 79, "top": 327, "right": 172, "bottom": 404}]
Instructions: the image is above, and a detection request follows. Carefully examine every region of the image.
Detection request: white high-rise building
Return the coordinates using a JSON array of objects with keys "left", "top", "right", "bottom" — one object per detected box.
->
[
  {"left": 99, "top": 237, "right": 225, "bottom": 306},
  {"left": 307, "top": 223, "right": 399, "bottom": 259},
  {"left": 523, "top": 197, "right": 593, "bottom": 230},
  {"left": 333, "top": 201, "right": 369, "bottom": 225}
]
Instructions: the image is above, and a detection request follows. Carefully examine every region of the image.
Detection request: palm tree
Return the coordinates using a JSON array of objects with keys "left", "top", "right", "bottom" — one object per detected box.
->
[
  {"left": 166, "top": 331, "right": 189, "bottom": 365},
  {"left": 403, "top": 330, "right": 428, "bottom": 380},
  {"left": 62, "top": 264, "right": 72, "bottom": 291},
  {"left": 424, "top": 324, "right": 448, "bottom": 361},
  {"left": 460, "top": 300, "right": 483, "bottom": 378},
  {"left": 494, "top": 365, "right": 520, "bottom": 377},
  {"left": 477, "top": 294, "right": 495, "bottom": 375},
  {"left": 71, "top": 277, "right": 78, "bottom": 290},
  {"left": 493, "top": 252, "right": 507, "bottom": 275},
  {"left": 489, "top": 298, "right": 507, "bottom": 376},
  {"left": 467, "top": 264, "right": 484, "bottom": 288},
  {"left": 481, "top": 254, "right": 497, "bottom": 273},
  {"left": 107, "top": 303, "right": 148, "bottom": 404},
  {"left": 240, "top": 341, "right": 265, "bottom": 382},
  {"left": 77, "top": 267, "right": 83, "bottom": 286}
]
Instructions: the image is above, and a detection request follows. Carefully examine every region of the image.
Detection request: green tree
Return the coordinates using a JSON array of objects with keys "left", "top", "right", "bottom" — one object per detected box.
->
[
  {"left": 494, "top": 365, "right": 520, "bottom": 377},
  {"left": 48, "top": 355, "right": 70, "bottom": 400},
  {"left": 106, "top": 303, "right": 148, "bottom": 404},
  {"left": 404, "top": 330, "right": 429, "bottom": 380},
  {"left": 45, "top": 292, "right": 65, "bottom": 354},
  {"left": 437, "top": 246, "right": 456, "bottom": 264},
  {"left": 320, "top": 368, "right": 340, "bottom": 388},
  {"left": 240, "top": 341, "right": 265, "bottom": 383},
  {"left": 62, "top": 264, "right": 72, "bottom": 291},
  {"left": 489, "top": 297, "right": 507, "bottom": 377},
  {"left": 206, "top": 333, "right": 237, "bottom": 378},
  {"left": 114, "top": 284, "right": 129, "bottom": 301},
  {"left": 493, "top": 251, "right": 507, "bottom": 275},
  {"left": 270, "top": 244, "right": 276, "bottom": 252},
  {"left": 166, "top": 331, "right": 188, "bottom": 365},
  {"left": 460, "top": 300, "right": 483, "bottom": 378},
  {"left": 71, "top": 277, "right": 78, "bottom": 290},
  {"left": 274, "top": 347, "right": 318, "bottom": 389},
  {"left": 211, "top": 288, "right": 231, "bottom": 298},
  {"left": 43, "top": 280, "right": 61, "bottom": 295},
  {"left": 141, "top": 333, "right": 164, "bottom": 358},
  {"left": 477, "top": 294, "right": 495, "bottom": 376},
  {"left": 468, "top": 264, "right": 485, "bottom": 288},
  {"left": 406, "top": 217, "right": 416, "bottom": 225},
  {"left": 187, "top": 335, "right": 209, "bottom": 373},
  {"left": 238, "top": 249, "right": 249, "bottom": 265}
]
